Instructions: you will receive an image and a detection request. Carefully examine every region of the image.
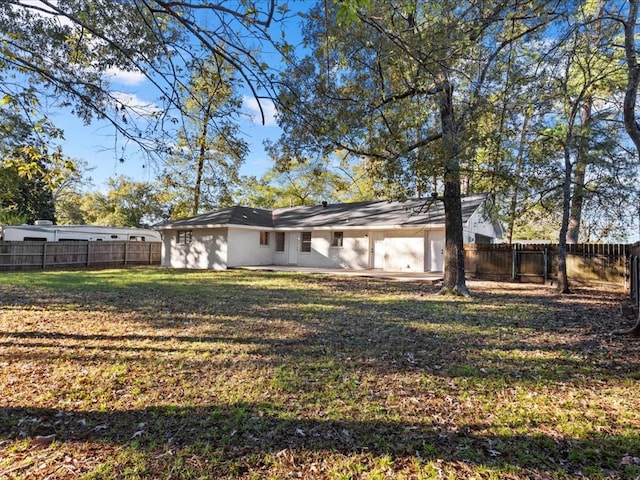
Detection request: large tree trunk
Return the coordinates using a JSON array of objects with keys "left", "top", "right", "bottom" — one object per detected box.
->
[
  {"left": 438, "top": 80, "right": 469, "bottom": 297},
  {"left": 624, "top": 0, "right": 640, "bottom": 151},
  {"left": 620, "top": 0, "right": 640, "bottom": 335},
  {"left": 614, "top": 321, "right": 640, "bottom": 336},
  {"left": 441, "top": 165, "right": 468, "bottom": 296},
  {"left": 614, "top": 302, "right": 640, "bottom": 336}
]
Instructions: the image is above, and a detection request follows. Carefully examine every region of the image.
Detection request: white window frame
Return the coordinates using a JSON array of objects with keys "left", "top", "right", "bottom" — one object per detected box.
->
[
  {"left": 177, "top": 230, "right": 193, "bottom": 245},
  {"left": 331, "top": 231, "right": 344, "bottom": 248},
  {"left": 301, "top": 232, "right": 312, "bottom": 253}
]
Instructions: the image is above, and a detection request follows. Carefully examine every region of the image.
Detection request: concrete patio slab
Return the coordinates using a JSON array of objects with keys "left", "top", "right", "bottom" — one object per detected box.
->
[{"left": 235, "top": 265, "right": 444, "bottom": 283}]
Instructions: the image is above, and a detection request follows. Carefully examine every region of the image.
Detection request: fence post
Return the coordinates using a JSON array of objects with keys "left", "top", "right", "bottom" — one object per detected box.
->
[
  {"left": 42, "top": 243, "right": 47, "bottom": 269},
  {"left": 624, "top": 251, "right": 628, "bottom": 291},
  {"left": 87, "top": 242, "right": 91, "bottom": 267},
  {"left": 631, "top": 256, "right": 636, "bottom": 307},
  {"left": 124, "top": 242, "right": 128, "bottom": 265},
  {"left": 512, "top": 244, "right": 517, "bottom": 281},
  {"left": 632, "top": 255, "right": 640, "bottom": 307},
  {"left": 148, "top": 243, "right": 153, "bottom": 264}
]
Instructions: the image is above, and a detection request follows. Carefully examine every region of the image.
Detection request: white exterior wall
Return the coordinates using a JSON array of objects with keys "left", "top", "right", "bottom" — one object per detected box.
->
[
  {"left": 296, "top": 231, "right": 337, "bottom": 268},
  {"left": 336, "top": 232, "right": 370, "bottom": 268},
  {"left": 381, "top": 230, "right": 426, "bottom": 272},
  {"left": 272, "top": 230, "right": 370, "bottom": 269},
  {"left": 161, "top": 228, "right": 228, "bottom": 270},
  {"left": 465, "top": 209, "right": 500, "bottom": 242},
  {"left": 270, "top": 228, "right": 438, "bottom": 272},
  {"left": 295, "top": 230, "right": 370, "bottom": 269},
  {"left": 226, "top": 228, "right": 273, "bottom": 267}
]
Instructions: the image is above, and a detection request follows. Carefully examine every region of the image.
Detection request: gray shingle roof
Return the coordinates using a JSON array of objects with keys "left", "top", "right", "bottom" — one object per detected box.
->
[
  {"left": 155, "top": 206, "right": 273, "bottom": 229},
  {"left": 155, "top": 194, "right": 488, "bottom": 230}
]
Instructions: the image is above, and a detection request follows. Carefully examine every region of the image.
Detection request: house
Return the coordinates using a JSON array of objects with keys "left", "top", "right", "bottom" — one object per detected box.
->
[{"left": 155, "top": 193, "right": 503, "bottom": 272}]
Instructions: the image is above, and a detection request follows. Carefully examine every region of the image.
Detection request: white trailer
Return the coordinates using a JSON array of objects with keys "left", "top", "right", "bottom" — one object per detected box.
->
[{"left": 0, "top": 222, "right": 161, "bottom": 242}]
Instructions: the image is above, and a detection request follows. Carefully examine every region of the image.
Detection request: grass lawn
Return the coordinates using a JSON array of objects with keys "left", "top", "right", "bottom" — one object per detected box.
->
[{"left": 0, "top": 268, "right": 639, "bottom": 479}]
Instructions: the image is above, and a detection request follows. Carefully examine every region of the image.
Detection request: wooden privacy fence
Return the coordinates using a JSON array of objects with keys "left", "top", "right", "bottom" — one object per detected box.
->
[
  {"left": 0, "top": 241, "right": 161, "bottom": 271},
  {"left": 465, "top": 243, "right": 630, "bottom": 285},
  {"left": 628, "top": 243, "right": 640, "bottom": 308}
]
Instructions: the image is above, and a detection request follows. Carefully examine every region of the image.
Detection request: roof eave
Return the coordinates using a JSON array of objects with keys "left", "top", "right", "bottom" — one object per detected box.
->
[{"left": 155, "top": 223, "right": 228, "bottom": 230}]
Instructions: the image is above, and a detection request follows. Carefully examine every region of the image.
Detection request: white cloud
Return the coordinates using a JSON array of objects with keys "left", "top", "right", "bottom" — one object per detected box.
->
[
  {"left": 17, "top": 3, "right": 145, "bottom": 87},
  {"left": 14, "top": 0, "right": 73, "bottom": 27},
  {"left": 111, "top": 91, "right": 161, "bottom": 117},
  {"left": 105, "top": 68, "right": 146, "bottom": 86},
  {"left": 243, "top": 96, "right": 278, "bottom": 127}
]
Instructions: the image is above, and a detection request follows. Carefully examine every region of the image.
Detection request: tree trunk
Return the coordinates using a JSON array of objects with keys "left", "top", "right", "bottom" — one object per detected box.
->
[
  {"left": 624, "top": 0, "right": 640, "bottom": 153},
  {"left": 614, "top": 301, "right": 640, "bottom": 336},
  {"left": 568, "top": 1, "right": 604, "bottom": 244},
  {"left": 193, "top": 106, "right": 212, "bottom": 216},
  {"left": 566, "top": 160, "right": 586, "bottom": 244},
  {"left": 614, "top": 320, "right": 640, "bottom": 336},
  {"left": 438, "top": 80, "right": 469, "bottom": 297},
  {"left": 567, "top": 99, "right": 592, "bottom": 244},
  {"left": 620, "top": 0, "right": 640, "bottom": 335},
  {"left": 506, "top": 109, "right": 530, "bottom": 244},
  {"left": 557, "top": 140, "right": 572, "bottom": 294}
]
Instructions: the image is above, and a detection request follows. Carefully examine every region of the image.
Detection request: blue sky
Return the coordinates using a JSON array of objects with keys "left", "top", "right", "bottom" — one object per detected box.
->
[
  {"left": 40, "top": 1, "right": 302, "bottom": 190},
  {"left": 54, "top": 79, "right": 282, "bottom": 189}
]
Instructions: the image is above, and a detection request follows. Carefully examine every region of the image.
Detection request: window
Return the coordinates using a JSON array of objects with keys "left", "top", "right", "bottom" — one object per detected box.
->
[
  {"left": 275, "top": 232, "right": 285, "bottom": 252},
  {"left": 331, "top": 231, "right": 344, "bottom": 247},
  {"left": 177, "top": 230, "right": 193, "bottom": 244},
  {"left": 301, "top": 232, "right": 312, "bottom": 252},
  {"left": 260, "top": 231, "right": 270, "bottom": 246}
]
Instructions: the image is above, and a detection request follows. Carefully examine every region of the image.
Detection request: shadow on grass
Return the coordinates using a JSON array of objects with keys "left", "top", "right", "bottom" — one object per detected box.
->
[
  {"left": 1, "top": 403, "right": 637, "bottom": 476},
  {"left": 2, "top": 271, "right": 638, "bottom": 476},
  {"left": 0, "top": 271, "right": 637, "bottom": 383}
]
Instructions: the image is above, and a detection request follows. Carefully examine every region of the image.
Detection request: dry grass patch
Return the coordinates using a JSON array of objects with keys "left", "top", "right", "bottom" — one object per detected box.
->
[{"left": 1, "top": 269, "right": 639, "bottom": 479}]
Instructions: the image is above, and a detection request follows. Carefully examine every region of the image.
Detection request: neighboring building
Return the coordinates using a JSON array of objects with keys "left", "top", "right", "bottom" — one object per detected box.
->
[
  {"left": 0, "top": 221, "right": 161, "bottom": 242},
  {"left": 155, "top": 193, "right": 503, "bottom": 272}
]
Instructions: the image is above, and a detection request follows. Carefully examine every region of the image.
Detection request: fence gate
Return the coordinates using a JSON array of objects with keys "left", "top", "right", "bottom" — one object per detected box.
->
[
  {"left": 512, "top": 245, "right": 549, "bottom": 282},
  {"left": 465, "top": 243, "right": 630, "bottom": 285}
]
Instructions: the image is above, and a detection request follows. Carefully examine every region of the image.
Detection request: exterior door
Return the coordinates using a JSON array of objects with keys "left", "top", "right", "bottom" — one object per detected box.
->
[
  {"left": 287, "top": 232, "right": 298, "bottom": 264},
  {"left": 429, "top": 237, "right": 444, "bottom": 272},
  {"left": 369, "top": 232, "right": 385, "bottom": 269}
]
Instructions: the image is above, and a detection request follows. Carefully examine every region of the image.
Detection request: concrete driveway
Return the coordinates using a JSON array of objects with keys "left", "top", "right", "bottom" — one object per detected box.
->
[{"left": 237, "top": 265, "right": 444, "bottom": 283}]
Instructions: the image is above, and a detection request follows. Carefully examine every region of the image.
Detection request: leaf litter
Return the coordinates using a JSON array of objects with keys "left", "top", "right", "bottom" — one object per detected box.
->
[{"left": 0, "top": 270, "right": 639, "bottom": 479}]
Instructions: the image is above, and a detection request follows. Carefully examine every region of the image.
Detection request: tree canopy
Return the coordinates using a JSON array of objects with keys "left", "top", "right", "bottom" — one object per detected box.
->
[
  {"left": 1, "top": 1, "right": 287, "bottom": 161},
  {"left": 273, "top": 0, "right": 568, "bottom": 294},
  {"left": 3, "top": 0, "right": 640, "bottom": 296}
]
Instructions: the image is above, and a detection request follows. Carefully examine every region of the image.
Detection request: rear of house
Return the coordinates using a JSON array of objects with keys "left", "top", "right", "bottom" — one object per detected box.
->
[{"left": 156, "top": 194, "right": 503, "bottom": 273}]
